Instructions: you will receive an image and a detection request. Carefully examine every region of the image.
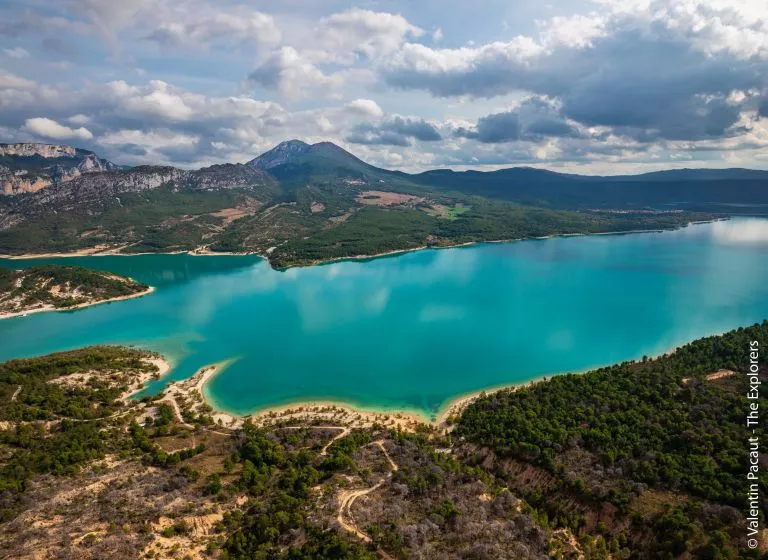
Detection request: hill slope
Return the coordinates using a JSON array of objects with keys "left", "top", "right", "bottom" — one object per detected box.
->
[{"left": 2, "top": 140, "right": 764, "bottom": 264}]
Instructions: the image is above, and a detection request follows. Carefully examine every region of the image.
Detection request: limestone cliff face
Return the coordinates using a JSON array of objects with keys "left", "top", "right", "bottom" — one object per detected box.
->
[
  {"left": 0, "top": 143, "right": 120, "bottom": 196},
  {"left": 0, "top": 143, "right": 78, "bottom": 158},
  {"left": 1, "top": 170, "right": 53, "bottom": 195}
]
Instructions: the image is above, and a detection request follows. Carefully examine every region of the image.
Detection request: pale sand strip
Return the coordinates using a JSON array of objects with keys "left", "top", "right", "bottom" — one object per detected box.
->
[
  {"left": 3, "top": 247, "right": 249, "bottom": 260},
  {"left": 185, "top": 359, "right": 536, "bottom": 432},
  {"left": 0, "top": 285, "right": 155, "bottom": 321},
  {"left": 121, "top": 355, "right": 172, "bottom": 404},
  {"left": 3, "top": 217, "right": 718, "bottom": 269}
]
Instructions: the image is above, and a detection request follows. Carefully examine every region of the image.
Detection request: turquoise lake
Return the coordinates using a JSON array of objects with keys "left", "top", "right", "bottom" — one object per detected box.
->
[{"left": 2, "top": 217, "right": 768, "bottom": 419}]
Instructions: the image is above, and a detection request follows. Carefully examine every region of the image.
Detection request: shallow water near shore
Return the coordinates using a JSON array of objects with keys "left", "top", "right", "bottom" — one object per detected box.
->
[{"left": 2, "top": 217, "right": 768, "bottom": 418}]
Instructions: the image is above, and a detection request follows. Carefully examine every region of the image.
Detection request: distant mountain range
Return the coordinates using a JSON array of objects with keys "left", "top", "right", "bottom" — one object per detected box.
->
[
  {"left": 0, "top": 140, "right": 766, "bottom": 265},
  {"left": 2, "top": 140, "right": 768, "bottom": 211}
]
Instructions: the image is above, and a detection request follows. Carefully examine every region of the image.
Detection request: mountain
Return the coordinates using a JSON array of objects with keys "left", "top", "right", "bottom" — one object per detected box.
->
[
  {"left": 0, "top": 143, "right": 121, "bottom": 196},
  {"left": 0, "top": 139, "right": 766, "bottom": 264},
  {"left": 247, "top": 139, "right": 372, "bottom": 171},
  {"left": 411, "top": 166, "right": 768, "bottom": 212},
  {"left": 4, "top": 140, "right": 768, "bottom": 212}
]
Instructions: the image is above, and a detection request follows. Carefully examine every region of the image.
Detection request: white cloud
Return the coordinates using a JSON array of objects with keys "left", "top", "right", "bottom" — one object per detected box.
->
[
  {"left": 314, "top": 8, "right": 423, "bottom": 63},
  {"left": 99, "top": 128, "right": 198, "bottom": 149},
  {"left": 108, "top": 80, "right": 194, "bottom": 121},
  {"left": 145, "top": 8, "right": 281, "bottom": 49},
  {"left": 345, "top": 99, "right": 384, "bottom": 118},
  {"left": 68, "top": 114, "right": 90, "bottom": 125},
  {"left": 2, "top": 47, "right": 30, "bottom": 58},
  {"left": 23, "top": 117, "right": 93, "bottom": 140},
  {"left": 0, "top": 71, "right": 36, "bottom": 90}
]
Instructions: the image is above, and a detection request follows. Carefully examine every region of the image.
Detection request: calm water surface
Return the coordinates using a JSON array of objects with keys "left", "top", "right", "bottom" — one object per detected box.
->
[{"left": 2, "top": 218, "right": 768, "bottom": 418}]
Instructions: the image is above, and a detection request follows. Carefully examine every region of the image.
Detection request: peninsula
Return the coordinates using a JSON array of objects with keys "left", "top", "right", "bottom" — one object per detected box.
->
[{"left": 0, "top": 264, "right": 151, "bottom": 319}]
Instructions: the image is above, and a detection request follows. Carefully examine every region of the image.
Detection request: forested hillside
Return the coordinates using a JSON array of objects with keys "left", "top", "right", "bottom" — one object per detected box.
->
[
  {"left": 0, "top": 264, "right": 149, "bottom": 317},
  {"left": 1, "top": 141, "right": 756, "bottom": 268},
  {"left": 458, "top": 321, "right": 768, "bottom": 558},
  {"left": 0, "top": 325, "right": 765, "bottom": 558}
]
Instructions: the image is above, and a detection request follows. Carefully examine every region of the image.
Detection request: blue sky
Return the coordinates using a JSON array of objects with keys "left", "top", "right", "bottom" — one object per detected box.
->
[{"left": 1, "top": 0, "right": 767, "bottom": 173}]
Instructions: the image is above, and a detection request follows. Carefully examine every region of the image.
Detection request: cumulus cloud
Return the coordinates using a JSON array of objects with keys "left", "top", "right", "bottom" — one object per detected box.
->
[
  {"left": 0, "top": 71, "right": 36, "bottom": 91},
  {"left": 314, "top": 8, "right": 423, "bottom": 63},
  {"left": 68, "top": 114, "right": 90, "bottom": 125},
  {"left": 144, "top": 8, "right": 280, "bottom": 49},
  {"left": 108, "top": 80, "right": 194, "bottom": 121},
  {"left": 347, "top": 116, "right": 442, "bottom": 146},
  {"left": 345, "top": 99, "right": 384, "bottom": 118},
  {"left": 380, "top": 0, "right": 768, "bottom": 143},
  {"left": 456, "top": 112, "right": 521, "bottom": 143},
  {"left": 23, "top": 117, "right": 93, "bottom": 140},
  {"left": 248, "top": 47, "right": 356, "bottom": 100},
  {"left": 2, "top": 0, "right": 768, "bottom": 173},
  {"left": 455, "top": 97, "right": 579, "bottom": 143},
  {"left": 249, "top": 8, "right": 420, "bottom": 95}
]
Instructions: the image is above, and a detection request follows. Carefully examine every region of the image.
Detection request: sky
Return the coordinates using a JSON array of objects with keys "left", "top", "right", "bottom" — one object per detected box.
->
[{"left": 1, "top": 0, "right": 767, "bottom": 174}]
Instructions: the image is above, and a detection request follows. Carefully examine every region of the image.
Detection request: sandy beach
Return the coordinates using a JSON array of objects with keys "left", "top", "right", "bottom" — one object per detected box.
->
[
  {"left": 2, "top": 216, "right": 716, "bottom": 272},
  {"left": 2, "top": 247, "right": 248, "bottom": 260},
  {"left": 121, "top": 355, "right": 172, "bottom": 403},
  {"left": 0, "top": 285, "right": 155, "bottom": 321}
]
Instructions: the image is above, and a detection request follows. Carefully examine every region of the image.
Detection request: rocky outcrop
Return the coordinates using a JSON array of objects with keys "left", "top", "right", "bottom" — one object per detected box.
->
[
  {"left": 0, "top": 143, "right": 78, "bottom": 158},
  {"left": 1, "top": 169, "right": 53, "bottom": 195},
  {"left": 0, "top": 143, "right": 120, "bottom": 197},
  {"left": 0, "top": 162, "right": 276, "bottom": 230}
]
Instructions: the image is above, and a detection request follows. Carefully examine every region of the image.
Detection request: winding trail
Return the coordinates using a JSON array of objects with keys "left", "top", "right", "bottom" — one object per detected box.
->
[
  {"left": 157, "top": 397, "right": 195, "bottom": 429},
  {"left": 320, "top": 427, "right": 350, "bottom": 455},
  {"left": 336, "top": 440, "right": 399, "bottom": 559},
  {"left": 10, "top": 385, "right": 21, "bottom": 402},
  {"left": 279, "top": 425, "right": 351, "bottom": 456}
]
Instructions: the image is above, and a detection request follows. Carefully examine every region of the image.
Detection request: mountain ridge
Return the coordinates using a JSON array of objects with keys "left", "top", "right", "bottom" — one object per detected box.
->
[
  {"left": 3, "top": 140, "right": 768, "bottom": 198},
  {"left": 0, "top": 138, "right": 765, "bottom": 264},
  {"left": 0, "top": 142, "right": 121, "bottom": 196}
]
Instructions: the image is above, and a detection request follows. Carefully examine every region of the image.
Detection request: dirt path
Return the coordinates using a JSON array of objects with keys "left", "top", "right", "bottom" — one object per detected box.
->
[
  {"left": 279, "top": 425, "right": 351, "bottom": 456},
  {"left": 336, "top": 440, "right": 399, "bottom": 559},
  {"left": 11, "top": 385, "right": 21, "bottom": 402},
  {"left": 337, "top": 482, "right": 385, "bottom": 542},
  {"left": 321, "top": 427, "right": 350, "bottom": 456},
  {"left": 157, "top": 397, "right": 195, "bottom": 429},
  {"left": 372, "top": 440, "right": 398, "bottom": 472}
]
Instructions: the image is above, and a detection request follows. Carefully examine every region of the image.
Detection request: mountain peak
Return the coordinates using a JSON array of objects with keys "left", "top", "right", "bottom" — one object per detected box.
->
[
  {"left": 247, "top": 140, "right": 312, "bottom": 170},
  {"left": 248, "top": 139, "right": 372, "bottom": 170}
]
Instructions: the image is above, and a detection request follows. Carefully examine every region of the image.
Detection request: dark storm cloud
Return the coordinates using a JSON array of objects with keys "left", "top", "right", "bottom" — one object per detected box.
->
[
  {"left": 455, "top": 97, "right": 578, "bottom": 144},
  {"left": 346, "top": 115, "right": 441, "bottom": 146},
  {"left": 382, "top": 23, "right": 768, "bottom": 143},
  {"left": 456, "top": 111, "right": 521, "bottom": 143}
]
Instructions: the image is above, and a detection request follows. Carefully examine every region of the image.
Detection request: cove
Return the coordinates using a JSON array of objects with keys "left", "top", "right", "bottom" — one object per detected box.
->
[{"left": 2, "top": 217, "right": 768, "bottom": 419}]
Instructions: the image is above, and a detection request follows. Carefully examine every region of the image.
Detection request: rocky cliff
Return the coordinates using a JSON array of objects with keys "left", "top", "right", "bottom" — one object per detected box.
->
[
  {"left": 0, "top": 143, "right": 121, "bottom": 196},
  {"left": 0, "top": 143, "right": 78, "bottom": 158}
]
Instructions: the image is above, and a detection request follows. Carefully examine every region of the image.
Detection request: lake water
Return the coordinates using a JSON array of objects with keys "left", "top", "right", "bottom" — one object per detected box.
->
[{"left": 2, "top": 217, "right": 768, "bottom": 419}]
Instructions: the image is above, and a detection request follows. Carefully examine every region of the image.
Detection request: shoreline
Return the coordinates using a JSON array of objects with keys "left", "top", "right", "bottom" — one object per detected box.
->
[
  {"left": 273, "top": 216, "right": 721, "bottom": 270},
  {"left": 0, "top": 285, "right": 155, "bottom": 321},
  {"left": 188, "top": 322, "right": 743, "bottom": 430},
  {"left": 121, "top": 354, "right": 173, "bottom": 404},
  {"left": 0, "top": 216, "right": 722, "bottom": 269},
  {"left": 1, "top": 248, "right": 251, "bottom": 260}
]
